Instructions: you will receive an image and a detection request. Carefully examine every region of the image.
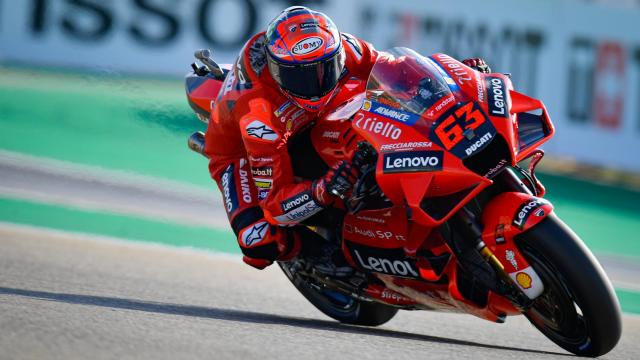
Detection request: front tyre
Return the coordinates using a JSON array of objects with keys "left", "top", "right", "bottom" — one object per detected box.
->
[
  {"left": 278, "top": 262, "right": 398, "bottom": 326},
  {"left": 516, "top": 214, "right": 622, "bottom": 357}
]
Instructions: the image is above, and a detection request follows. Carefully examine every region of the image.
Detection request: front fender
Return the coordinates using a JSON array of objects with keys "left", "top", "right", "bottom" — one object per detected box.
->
[{"left": 480, "top": 192, "right": 553, "bottom": 299}]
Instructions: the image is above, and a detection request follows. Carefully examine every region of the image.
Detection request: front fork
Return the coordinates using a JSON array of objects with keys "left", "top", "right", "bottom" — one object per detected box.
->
[{"left": 452, "top": 168, "right": 550, "bottom": 307}]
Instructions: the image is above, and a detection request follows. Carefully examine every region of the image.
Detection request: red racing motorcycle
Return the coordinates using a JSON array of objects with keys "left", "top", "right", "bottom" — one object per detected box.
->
[{"left": 186, "top": 48, "right": 621, "bottom": 357}]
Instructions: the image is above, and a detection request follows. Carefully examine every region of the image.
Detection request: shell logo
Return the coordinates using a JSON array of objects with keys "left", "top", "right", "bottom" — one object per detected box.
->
[
  {"left": 516, "top": 272, "right": 533, "bottom": 289},
  {"left": 292, "top": 37, "right": 324, "bottom": 55},
  {"left": 362, "top": 100, "right": 372, "bottom": 111}
]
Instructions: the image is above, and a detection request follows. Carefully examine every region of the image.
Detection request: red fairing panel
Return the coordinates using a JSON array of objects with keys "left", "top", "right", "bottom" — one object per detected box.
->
[{"left": 481, "top": 192, "right": 552, "bottom": 298}]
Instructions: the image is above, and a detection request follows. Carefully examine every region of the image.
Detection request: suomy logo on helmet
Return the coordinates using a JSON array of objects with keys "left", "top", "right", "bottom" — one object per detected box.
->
[{"left": 292, "top": 37, "right": 324, "bottom": 55}]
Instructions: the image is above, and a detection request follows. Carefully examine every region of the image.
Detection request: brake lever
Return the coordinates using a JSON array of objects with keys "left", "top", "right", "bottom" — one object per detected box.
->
[
  {"left": 346, "top": 141, "right": 379, "bottom": 213},
  {"left": 347, "top": 165, "right": 379, "bottom": 214}
]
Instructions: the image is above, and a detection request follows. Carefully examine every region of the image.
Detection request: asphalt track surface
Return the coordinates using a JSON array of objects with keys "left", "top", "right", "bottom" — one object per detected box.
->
[{"left": 1, "top": 225, "right": 639, "bottom": 360}]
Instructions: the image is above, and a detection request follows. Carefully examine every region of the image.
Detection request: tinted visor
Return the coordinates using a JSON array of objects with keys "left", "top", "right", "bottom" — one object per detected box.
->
[{"left": 268, "top": 48, "right": 345, "bottom": 100}]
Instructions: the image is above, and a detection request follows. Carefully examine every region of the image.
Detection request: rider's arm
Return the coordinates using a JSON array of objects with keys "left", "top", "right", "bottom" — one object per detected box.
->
[{"left": 238, "top": 106, "right": 323, "bottom": 226}]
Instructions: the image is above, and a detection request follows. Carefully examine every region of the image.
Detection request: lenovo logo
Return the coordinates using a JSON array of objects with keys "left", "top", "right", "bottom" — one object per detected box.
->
[
  {"left": 353, "top": 249, "right": 419, "bottom": 277},
  {"left": 513, "top": 200, "right": 545, "bottom": 229},
  {"left": 383, "top": 151, "right": 443, "bottom": 173},
  {"left": 487, "top": 77, "right": 508, "bottom": 118}
]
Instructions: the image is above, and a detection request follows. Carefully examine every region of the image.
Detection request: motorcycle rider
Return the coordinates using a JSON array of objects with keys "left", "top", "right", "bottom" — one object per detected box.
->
[{"left": 204, "top": 6, "right": 491, "bottom": 272}]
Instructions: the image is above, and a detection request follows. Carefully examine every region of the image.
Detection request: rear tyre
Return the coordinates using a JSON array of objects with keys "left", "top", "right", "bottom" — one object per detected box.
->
[
  {"left": 516, "top": 214, "right": 622, "bottom": 357},
  {"left": 278, "top": 262, "right": 398, "bottom": 326}
]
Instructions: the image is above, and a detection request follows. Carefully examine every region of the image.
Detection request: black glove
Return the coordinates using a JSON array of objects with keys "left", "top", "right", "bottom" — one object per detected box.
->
[
  {"left": 312, "top": 160, "right": 358, "bottom": 206},
  {"left": 463, "top": 58, "right": 492, "bottom": 74}
]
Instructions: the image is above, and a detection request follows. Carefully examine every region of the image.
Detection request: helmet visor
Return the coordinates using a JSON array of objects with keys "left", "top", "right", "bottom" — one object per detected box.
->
[{"left": 268, "top": 48, "right": 345, "bottom": 100}]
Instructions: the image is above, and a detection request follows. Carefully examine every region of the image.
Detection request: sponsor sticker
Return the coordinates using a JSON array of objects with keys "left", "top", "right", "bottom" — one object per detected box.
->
[
  {"left": 292, "top": 37, "right": 324, "bottom": 55},
  {"left": 512, "top": 199, "right": 546, "bottom": 230},
  {"left": 486, "top": 76, "right": 509, "bottom": 118},
  {"left": 434, "top": 54, "right": 472, "bottom": 85},
  {"left": 322, "top": 130, "right": 341, "bottom": 140},
  {"left": 254, "top": 178, "right": 272, "bottom": 200},
  {"left": 300, "top": 21, "right": 319, "bottom": 30},
  {"left": 381, "top": 289, "right": 411, "bottom": 302},
  {"left": 355, "top": 215, "right": 385, "bottom": 224},
  {"left": 515, "top": 272, "right": 533, "bottom": 289},
  {"left": 246, "top": 120, "right": 279, "bottom": 141},
  {"left": 249, "top": 155, "right": 273, "bottom": 163},
  {"left": 347, "top": 245, "right": 420, "bottom": 278},
  {"left": 380, "top": 141, "right": 433, "bottom": 152},
  {"left": 475, "top": 71, "right": 485, "bottom": 103},
  {"left": 366, "top": 100, "right": 420, "bottom": 125},
  {"left": 241, "top": 221, "right": 269, "bottom": 247},
  {"left": 483, "top": 159, "right": 508, "bottom": 178},
  {"left": 220, "top": 164, "right": 238, "bottom": 215},
  {"left": 509, "top": 267, "right": 544, "bottom": 298},
  {"left": 281, "top": 191, "right": 313, "bottom": 212},
  {"left": 276, "top": 190, "right": 322, "bottom": 223},
  {"left": 383, "top": 151, "right": 443, "bottom": 173},
  {"left": 505, "top": 250, "right": 519, "bottom": 270},
  {"left": 251, "top": 166, "right": 273, "bottom": 177},
  {"left": 464, "top": 131, "right": 493, "bottom": 156},
  {"left": 354, "top": 113, "right": 402, "bottom": 140},
  {"left": 426, "top": 56, "right": 460, "bottom": 90},
  {"left": 274, "top": 101, "right": 293, "bottom": 117},
  {"left": 238, "top": 159, "right": 252, "bottom": 204},
  {"left": 427, "top": 95, "right": 456, "bottom": 118}
]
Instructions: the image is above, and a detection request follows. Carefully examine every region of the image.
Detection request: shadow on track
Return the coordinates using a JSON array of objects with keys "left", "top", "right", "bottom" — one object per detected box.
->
[{"left": 0, "top": 286, "right": 568, "bottom": 357}]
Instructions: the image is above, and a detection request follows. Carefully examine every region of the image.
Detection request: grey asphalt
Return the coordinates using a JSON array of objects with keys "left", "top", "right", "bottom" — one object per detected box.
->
[
  {"left": 1, "top": 225, "right": 639, "bottom": 360},
  {"left": 0, "top": 150, "right": 227, "bottom": 228}
]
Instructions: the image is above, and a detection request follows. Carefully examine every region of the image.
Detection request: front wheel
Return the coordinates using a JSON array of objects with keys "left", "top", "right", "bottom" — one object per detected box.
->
[
  {"left": 516, "top": 214, "right": 622, "bottom": 357},
  {"left": 278, "top": 262, "right": 398, "bottom": 326}
]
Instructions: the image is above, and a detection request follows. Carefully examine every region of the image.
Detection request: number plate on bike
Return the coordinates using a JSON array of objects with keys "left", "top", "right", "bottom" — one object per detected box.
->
[{"left": 430, "top": 102, "right": 497, "bottom": 159}]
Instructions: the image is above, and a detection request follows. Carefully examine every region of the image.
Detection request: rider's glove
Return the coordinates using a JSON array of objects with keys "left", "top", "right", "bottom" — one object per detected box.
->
[
  {"left": 239, "top": 225, "right": 301, "bottom": 270},
  {"left": 312, "top": 160, "right": 358, "bottom": 207},
  {"left": 463, "top": 58, "right": 492, "bottom": 74}
]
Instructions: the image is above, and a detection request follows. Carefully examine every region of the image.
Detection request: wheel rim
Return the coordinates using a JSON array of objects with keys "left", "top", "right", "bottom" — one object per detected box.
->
[
  {"left": 522, "top": 244, "right": 591, "bottom": 348},
  {"left": 280, "top": 262, "right": 358, "bottom": 314}
]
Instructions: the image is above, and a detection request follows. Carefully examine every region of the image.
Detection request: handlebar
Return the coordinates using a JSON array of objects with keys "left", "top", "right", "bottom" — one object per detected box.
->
[{"left": 194, "top": 49, "right": 225, "bottom": 78}]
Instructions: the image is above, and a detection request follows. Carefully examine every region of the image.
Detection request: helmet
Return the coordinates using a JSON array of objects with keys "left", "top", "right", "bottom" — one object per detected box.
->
[{"left": 265, "top": 7, "right": 345, "bottom": 113}]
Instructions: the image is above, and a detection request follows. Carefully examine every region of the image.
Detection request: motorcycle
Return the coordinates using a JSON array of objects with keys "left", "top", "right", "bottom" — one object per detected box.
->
[{"left": 185, "top": 47, "right": 621, "bottom": 357}]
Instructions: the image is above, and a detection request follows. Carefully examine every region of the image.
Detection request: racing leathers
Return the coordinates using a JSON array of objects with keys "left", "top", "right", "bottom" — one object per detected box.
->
[{"left": 204, "top": 32, "right": 378, "bottom": 269}]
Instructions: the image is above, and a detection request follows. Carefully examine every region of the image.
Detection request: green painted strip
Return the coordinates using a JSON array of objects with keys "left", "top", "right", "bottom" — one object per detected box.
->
[
  {"left": 0, "top": 197, "right": 239, "bottom": 254},
  {"left": 536, "top": 173, "right": 640, "bottom": 258},
  {"left": 616, "top": 289, "right": 640, "bottom": 315},
  {"left": 0, "top": 70, "right": 209, "bottom": 188}
]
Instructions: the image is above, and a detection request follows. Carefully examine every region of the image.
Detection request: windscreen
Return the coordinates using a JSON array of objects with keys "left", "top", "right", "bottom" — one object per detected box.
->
[{"left": 365, "top": 48, "right": 458, "bottom": 119}]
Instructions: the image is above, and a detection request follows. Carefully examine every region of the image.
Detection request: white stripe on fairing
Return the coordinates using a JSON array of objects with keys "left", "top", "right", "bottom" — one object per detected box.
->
[{"left": 0, "top": 150, "right": 229, "bottom": 228}]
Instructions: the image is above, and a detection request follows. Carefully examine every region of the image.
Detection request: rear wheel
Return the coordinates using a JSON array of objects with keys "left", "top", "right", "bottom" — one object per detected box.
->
[
  {"left": 278, "top": 262, "right": 398, "bottom": 326},
  {"left": 516, "top": 214, "right": 621, "bottom": 357}
]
